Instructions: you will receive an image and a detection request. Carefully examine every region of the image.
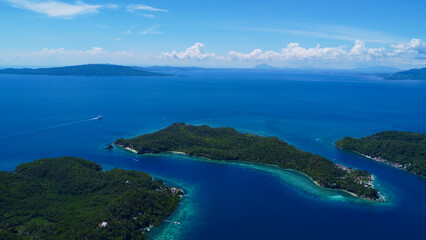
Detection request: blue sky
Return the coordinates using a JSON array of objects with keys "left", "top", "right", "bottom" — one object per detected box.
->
[{"left": 0, "top": 0, "right": 425, "bottom": 68}]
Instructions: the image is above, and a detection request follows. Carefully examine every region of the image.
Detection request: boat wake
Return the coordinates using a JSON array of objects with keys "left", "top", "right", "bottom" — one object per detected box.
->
[{"left": 2, "top": 116, "right": 102, "bottom": 139}]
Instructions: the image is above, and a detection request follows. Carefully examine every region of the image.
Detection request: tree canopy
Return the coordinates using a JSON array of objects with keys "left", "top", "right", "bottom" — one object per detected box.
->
[
  {"left": 0, "top": 157, "right": 181, "bottom": 240},
  {"left": 115, "top": 123, "right": 379, "bottom": 199},
  {"left": 336, "top": 131, "right": 426, "bottom": 177}
]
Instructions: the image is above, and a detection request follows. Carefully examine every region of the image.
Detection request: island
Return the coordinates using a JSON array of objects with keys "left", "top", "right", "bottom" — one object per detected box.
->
[
  {"left": 114, "top": 123, "right": 381, "bottom": 200},
  {"left": 0, "top": 157, "right": 182, "bottom": 239},
  {"left": 0, "top": 64, "right": 170, "bottom": 77},
  {"left": 336, "top": 131, "right": 426, "bottom": 177},
  {"left": 384, "top": 67, "right": 426, "bottom": 80}
]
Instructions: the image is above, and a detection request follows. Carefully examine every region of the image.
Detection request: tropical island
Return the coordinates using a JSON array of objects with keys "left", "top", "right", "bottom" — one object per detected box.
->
[
  {"left": 114, "top": 123, "right": 381, "bottom": 200},
  {"left": 336, "top": 131, "right": 426, "bottom": 177},
  {"left": 384, "top": 67, "right": 426, "bottom": 80},
  {"left": 0, "top": 157, "right": 182, "bottom": 239},
  {"left": 0, "top": 64, "right": 170, "bottom": 77}
]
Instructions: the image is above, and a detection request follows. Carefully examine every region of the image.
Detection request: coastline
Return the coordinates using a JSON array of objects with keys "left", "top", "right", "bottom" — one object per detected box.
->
[
  {"left": 147, "top": 176, "right": 196, "bottom": 240},
  {"left": 292, "top": 168, "right": 385, "bottom": 201},
  {"left": 335, "top": 145, "right": 423, "bottom": 179},
  {"left": 114, "top": 144, "right": 384, "bottom": 202},
  {"left": 124, "top": 146, "right": 138, "bottom": 154}
]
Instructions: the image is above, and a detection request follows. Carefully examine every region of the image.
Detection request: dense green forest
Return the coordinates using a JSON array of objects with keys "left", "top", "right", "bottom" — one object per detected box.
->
[
  {"left": 0, "top": 157, "right": 181, "bottom": 240},
  {"left": 115, "top": 123, "right": 379, "bottom": 200},
  {"left": 0, "top": 64, "right": 170, "bottom": 76},
  {"left": 385, "top": 67, "right": 426, "bottom": 80},
  {"left": 336, "top": 131, "right": 426, "bottom": 177}
]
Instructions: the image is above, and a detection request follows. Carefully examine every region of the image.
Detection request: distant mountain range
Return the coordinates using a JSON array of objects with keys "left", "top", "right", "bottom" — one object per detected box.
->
[
  {"left": 254, "top": 64, "right": 282, "bottom": 70},
  {"left": 0, "top": 64, "right": 170, "bottom": 76},
  {"left": 385, "top": 67, "right": 426, "bottom": 80},
  {"left": 2, "top": 63, "right": 422, "bottom": 78}
]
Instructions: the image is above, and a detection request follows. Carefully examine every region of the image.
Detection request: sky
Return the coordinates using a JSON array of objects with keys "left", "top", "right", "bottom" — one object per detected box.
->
[{"left": 0, "top": 0, "right": 425, "bottom": 68}]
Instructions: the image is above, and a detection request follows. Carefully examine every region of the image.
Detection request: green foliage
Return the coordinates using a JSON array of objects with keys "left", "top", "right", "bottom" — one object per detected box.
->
[
  {"left": 336, "top": 131, "right": 426, "bottom": 177},
  {"left": 116, "top": 123, "right": 378, "bottom": 199},
  {"left": 385, "top": 67, "right": 426, "bottom": 80},
  {"left": 0, "top": 64, "right": 170, "bottom": 77},
  {"left": 0, "top": 157, "right": 181, "bottom": 240}
]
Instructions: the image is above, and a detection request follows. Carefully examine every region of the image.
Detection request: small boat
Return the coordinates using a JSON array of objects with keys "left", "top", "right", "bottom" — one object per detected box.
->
[{"left": 95, "top": 115, "right": 104, "bottom": 120}]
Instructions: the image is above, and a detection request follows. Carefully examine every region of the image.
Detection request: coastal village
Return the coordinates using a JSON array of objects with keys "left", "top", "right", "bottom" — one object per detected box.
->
[
  {"left": 363, "top": 155, "right": 411, "bottom": 171},
  {"left": 335, "top": 163, "right": 386, "bottom": 201},
  {"left": 335, "top": 164, "right": 374, "bottom": 188},
  {"left": 99, "top": 182, "right": 185, "bottom": 234}
]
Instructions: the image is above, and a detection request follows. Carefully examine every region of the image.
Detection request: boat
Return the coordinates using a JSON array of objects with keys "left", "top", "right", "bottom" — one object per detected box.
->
[{"left": 94, "top": 115, "right": 104, "bottom": 120}]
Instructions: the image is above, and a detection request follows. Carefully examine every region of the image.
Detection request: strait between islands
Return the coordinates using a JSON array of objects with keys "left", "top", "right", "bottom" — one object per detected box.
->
[{"left": 114, "top": 123, "right": 383, "bottom": 201}]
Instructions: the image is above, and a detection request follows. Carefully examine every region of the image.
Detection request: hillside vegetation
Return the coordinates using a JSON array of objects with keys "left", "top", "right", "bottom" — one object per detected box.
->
[
  {"left": 336, "top": 131, "right": 426, "bottom": 177},
  {"left": 385, "top": 67, "right": 426, "bottom": 80},
  {"left": 115, "top": 123, "right": 379, "bottom": 200},
  {"left": 0, "top": 157, "right": 181, "bottom": 239}
]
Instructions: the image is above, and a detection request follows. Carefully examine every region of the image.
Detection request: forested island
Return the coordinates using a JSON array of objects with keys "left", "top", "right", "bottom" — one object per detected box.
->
[
  {"left": 336, "top": 131, "right": 426, "bottom": 177},
  {"left": 0, "top": 64, "right": 170, "bottom": 76},
  {"left": 385, "top": 67, "right": 426, "bottom": 80},
  {"left": 115, "top": 123, "right": 380, "bottom": 200},
  {"left": 0, "top": 157, "right": 181, "bottom": 239}
]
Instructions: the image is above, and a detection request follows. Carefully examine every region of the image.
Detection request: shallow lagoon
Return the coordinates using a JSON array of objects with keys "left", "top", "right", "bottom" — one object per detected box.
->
[{"left": 0, "top": 70, "right": 425, "bottom": 239}]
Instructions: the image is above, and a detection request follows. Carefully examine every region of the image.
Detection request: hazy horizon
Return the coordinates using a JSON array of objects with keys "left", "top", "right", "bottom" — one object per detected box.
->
[{"left": 1, "top": 0, "right": 425, "bottom": 69}]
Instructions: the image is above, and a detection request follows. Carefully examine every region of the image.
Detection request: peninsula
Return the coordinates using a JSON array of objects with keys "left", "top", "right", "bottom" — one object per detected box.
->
[
  {"left": 0, "top": 64, "right": 170, "bottom": 77},
  {"left": 115, "top": 123, "right": 380, "bottom": 200},
  {"left": 384, "top": 67, "right": 426, "bottom": 80},
  {"left": 336, "top": 131, "right": 426, "bottom": 177},
  {"left": 0, "top": 157, "right": 181, "bottom": 239}
]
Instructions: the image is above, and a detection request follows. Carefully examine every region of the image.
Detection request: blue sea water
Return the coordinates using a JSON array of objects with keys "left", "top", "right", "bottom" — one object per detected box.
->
[{"left": 0, "top": 70, "right": 425, "bottom": 240}]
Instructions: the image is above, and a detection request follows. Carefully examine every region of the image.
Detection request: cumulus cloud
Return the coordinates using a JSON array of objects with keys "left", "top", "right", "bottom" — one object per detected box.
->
[
  {"left": 228, "top": 39, "right": 426, "bottom": 64},
  {"left": 348, "top": 40, "right": 386, "bottom": 61},
  {"left": 126, "top": 4, "right": 167, "bottom": 13},
  {"left": 229, "top": 42, "right": 346, "bottom": 61},
  {"left": 5, "top": 0, "right": 117, "bottom": 18},
  {"left": 390, "top": 38, "right": 426, "bottom": 59},
  {"left": 4, "top": 39, "right": 426, "bottom": 68},
  {"left": 163, "top": 39, "right": 426, "bottom": 67},
  {"left": 349, "top": 40, "right": 367, "bottom": 55},
  {"left": 162, "top": 43, "right": 218, "bottom": 60}
]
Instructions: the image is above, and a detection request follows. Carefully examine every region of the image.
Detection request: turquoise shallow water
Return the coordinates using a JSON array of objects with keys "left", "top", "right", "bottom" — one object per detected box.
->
[{"left": 0, "top": 70, "right": 425, "bottom": 239}]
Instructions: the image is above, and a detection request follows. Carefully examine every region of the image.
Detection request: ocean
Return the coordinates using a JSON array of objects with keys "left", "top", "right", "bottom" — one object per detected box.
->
[{"left": 0, "top": 70, "right": 425, "bottom": 240}]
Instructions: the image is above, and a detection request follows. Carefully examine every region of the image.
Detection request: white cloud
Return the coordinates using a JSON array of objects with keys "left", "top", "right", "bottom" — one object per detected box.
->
[
  {"left": 348, "top": 40, "right": 386, "bottom": 61},
  {"left": 390, "top": 38, "right": 426, "bottom": 59},
  {"left": 33, "top": 47, "right": 107, "bottom": 56},
  {"left": 3, "top": 47, "right": 142, "bottom": 66},
  {"left": 242, "top": 25, "right": 404, "bottom": 44},
  {"left": 140, "top": 25, "right": 162, "bottom": 35},
  {"left": 143, "top": 14, "right": 155, "bottom": 18},
  {"left": 229, "top": 42, "right": 346, "bottom": 61},
  {"left": 349, "top": 40, "right": 367, "bottom": 55},
  {"left": 5, "top": 0, "right": 117, "bottom": 18},
  {"left": 4, "top": 39, "right": 425, "bottom": 68},
  {"left": 283, "top": 43, "right": 346, "bottom": 60},
  {"left": 126, "top": 4, "right": 167, "bottom": 13},
  {"left": 162, "top": 43, "right": 218, "bottom": 60},
  {"left": 163, "top": 39, "right": 426, "bottom": 67}
]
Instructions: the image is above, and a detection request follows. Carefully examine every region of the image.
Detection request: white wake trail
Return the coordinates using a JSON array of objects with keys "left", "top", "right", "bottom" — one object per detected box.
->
[{"left": 2, "top": 117, "right": 99, "bottom": 139}]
